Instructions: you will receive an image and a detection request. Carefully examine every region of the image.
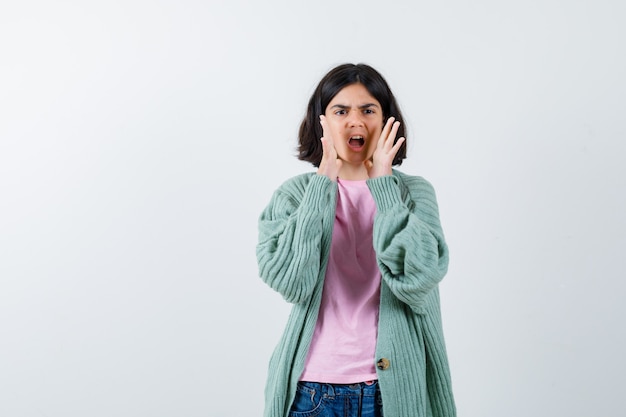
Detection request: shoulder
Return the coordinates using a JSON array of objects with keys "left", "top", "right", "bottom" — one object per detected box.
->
[
  {"left": 262, "top": 172, "right": 335, "bottom": 217},
  {"left": 274, "top": 172, "right": 316, "bottom": 194},
  {"left": 392, "top": 170, "right": 445, "bottom": 228},
  {"left": 392, "top": 169, "right": 437, "bottom": 198},
  {"left": 268, "top": 172, "right": 320, "bottom": 206}
]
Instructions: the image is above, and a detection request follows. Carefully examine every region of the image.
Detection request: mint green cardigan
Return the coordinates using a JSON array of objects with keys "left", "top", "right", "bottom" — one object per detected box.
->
[{"left": 257, "top": 170, "right": 456, "bottom": 417}]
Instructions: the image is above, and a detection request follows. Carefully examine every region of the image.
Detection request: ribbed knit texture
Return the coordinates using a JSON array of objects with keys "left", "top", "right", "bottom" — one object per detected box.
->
[{"left": 257, "top": 171, "right": 456, "bottom": 417}]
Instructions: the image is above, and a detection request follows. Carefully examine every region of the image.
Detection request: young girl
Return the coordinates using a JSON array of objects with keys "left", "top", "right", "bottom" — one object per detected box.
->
[{"left": 257, "top": 63, "right": 455, "bottom": 417}]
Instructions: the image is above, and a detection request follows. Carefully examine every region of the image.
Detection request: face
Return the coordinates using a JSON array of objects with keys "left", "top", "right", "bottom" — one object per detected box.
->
[{"left": 324, "top": 83, "right": 384, "bottom": 167}]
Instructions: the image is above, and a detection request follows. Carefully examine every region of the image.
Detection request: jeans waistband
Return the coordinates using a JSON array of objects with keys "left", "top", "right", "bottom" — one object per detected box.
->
[{"left": 299, "top": 381, "right": 379, "bottom": 398}]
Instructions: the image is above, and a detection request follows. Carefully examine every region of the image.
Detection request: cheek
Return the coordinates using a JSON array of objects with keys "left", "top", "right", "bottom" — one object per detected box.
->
[
  {"left": 370, "top": 124, "right": 383, "bottom": 141},
  {"left": 327, "top": 122, "right": 343, "bottom": 138},
  {"left": 371, "top": 118, "right": 384, "bottom": 132}
]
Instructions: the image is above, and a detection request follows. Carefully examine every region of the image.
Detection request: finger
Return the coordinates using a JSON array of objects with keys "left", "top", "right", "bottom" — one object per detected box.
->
[
  {"left": 321, "top": 136, "right": 335, "bottom": 159},
  {"left": 319, "top": 136, "right": 328, "bottom": 156},
  {"left": 378, "top": 117, "right": 395, "bottom": 149},
  {"left": 385, "top": 121, "right": 401, "bottom": 151},
  {"left": 320, "top": 136, "right": 337, "bottom": 165},
  {"left": 390, "top": 136, "right": 405, "bottom": 155},
  {"left": 319, "top": 115, "right": 332, "bottom": 145},
  {"left": 319, "top": 114, "right": 329, "bottom": 143}
]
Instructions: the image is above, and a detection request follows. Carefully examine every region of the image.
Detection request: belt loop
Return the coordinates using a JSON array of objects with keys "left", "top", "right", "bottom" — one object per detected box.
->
[{"left": 324, "top": 383, "right": 335, "bottom": 398}]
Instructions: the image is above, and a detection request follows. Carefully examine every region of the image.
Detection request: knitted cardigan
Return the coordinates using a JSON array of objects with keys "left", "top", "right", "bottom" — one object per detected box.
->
[{"left": 257, "top": 170, "right": 456, "bottom": 417}]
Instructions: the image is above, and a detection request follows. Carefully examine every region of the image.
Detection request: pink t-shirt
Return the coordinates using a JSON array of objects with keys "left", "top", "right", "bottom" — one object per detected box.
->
[{"left": 300, "top": 178, "right": 381, "bottom": 383}]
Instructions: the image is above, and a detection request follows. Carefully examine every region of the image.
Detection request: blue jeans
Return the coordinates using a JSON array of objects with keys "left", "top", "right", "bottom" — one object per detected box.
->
[{"left": 288, "top": 381, "right": 383, "bottom": 417}]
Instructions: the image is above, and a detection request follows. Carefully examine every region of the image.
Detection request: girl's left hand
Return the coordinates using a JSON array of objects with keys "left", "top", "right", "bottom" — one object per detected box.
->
[{"left": 365, "top": 117, "right": 405, "bottom": 178}]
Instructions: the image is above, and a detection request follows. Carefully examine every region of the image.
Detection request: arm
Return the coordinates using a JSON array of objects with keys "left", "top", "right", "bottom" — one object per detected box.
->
[
  {"left": 368, "top": 174, "right": 449, "bottom": 314},
  {"left": 256, "top": 174, "right": 336, "bottom": 304}
]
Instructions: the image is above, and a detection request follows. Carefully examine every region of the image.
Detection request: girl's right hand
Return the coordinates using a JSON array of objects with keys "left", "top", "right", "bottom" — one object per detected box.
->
[{"left": 316, "top": 115, "right": 342, "bottom": 182}]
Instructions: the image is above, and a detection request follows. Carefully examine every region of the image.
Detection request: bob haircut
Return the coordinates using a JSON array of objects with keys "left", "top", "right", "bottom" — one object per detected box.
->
[{"left": 298, "top": 63, "right": 407, "bottom": 167}]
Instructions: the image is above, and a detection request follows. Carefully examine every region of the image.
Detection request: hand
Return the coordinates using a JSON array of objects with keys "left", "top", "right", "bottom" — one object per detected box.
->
[
  {"left": 365, "top": 117, "right": 405, "bottom": 178},
  {"left": 316, "top": 115, "right": 343, "bottom": 182}
]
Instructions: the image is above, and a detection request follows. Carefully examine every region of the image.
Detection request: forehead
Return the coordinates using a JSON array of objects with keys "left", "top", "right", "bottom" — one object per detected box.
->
[{"left": 328, "top": 83, "right": 380, "bottom": 106}]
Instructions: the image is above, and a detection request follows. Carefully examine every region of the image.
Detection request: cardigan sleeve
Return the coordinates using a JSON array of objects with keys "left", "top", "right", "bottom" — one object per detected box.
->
[
  {"left": 256, "top": 174, "right": 336, "bottom": 304},
  {"left": 367, "top": 174, "right": 449, "bottom": 314}
]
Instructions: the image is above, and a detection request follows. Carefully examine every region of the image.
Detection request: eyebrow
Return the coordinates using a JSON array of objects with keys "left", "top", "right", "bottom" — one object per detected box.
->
[{"left": 330, "top": 103, "right": 380, "bottom": 110}]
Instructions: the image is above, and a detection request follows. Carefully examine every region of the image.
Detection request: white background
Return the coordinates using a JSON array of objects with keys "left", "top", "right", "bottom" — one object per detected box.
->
[{"left": 1, "top": 1, "right": 625, "bottom": 416}]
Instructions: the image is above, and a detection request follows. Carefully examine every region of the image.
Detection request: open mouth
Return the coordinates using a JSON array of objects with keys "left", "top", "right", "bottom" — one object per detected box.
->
[{"left": 348, "top": 135, "right": 365, "bottom": 148}]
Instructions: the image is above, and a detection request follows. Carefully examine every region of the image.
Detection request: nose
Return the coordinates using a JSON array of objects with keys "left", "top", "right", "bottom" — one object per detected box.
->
[{"left": 347, "top": 110, "right": 364, "bottom": 127}]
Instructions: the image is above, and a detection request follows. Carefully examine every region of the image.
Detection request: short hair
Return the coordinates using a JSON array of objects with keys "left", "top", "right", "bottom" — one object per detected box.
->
[{"left": 297, "top": 63, "right": 407, "bottom": 167}]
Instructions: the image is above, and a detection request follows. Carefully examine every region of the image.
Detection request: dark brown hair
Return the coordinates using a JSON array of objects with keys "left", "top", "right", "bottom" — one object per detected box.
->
[{"left": 297, "top": 63, "right": 407, "bottom": 167}]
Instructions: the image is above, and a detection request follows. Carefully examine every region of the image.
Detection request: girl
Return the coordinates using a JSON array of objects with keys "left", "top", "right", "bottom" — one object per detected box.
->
[{"left": 257, "top": 63, "right": 455, "bottom": 417}]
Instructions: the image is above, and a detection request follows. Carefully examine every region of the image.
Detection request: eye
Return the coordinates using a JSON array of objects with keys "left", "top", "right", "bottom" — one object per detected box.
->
[
  {"left": 334, "top": 109, "right": 347, "bottom": 115},
  {"left": 363, "top": 108, "right": 375, "bottom": 114}
]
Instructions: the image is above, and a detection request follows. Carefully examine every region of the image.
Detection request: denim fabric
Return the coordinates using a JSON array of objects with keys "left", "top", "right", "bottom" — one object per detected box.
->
[{"left": 288, "top": 381, "right": 383, "bottom": 417}]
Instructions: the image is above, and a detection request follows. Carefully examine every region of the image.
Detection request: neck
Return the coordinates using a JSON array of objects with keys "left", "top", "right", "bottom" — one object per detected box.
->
[{"left": 338, "top": 163, "right": 369, "bottom": 181}]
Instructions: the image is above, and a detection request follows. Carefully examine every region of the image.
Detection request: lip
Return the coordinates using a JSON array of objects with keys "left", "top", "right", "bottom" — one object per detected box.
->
[{"left": 347, "top": 135, "right": 365, "bottom": 151}]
